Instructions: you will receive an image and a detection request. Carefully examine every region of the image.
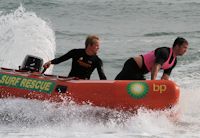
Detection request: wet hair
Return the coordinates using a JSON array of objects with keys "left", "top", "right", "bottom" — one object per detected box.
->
[
  {"left": 85, "top": 35, "right": 99, "bottom": 48},
  {"left": 172, "top": 37, "right": 188, "bottom": 48}
]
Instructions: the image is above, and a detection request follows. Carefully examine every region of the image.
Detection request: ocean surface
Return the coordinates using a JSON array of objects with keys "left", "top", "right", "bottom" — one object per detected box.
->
[{"left": 0, "top": 0, "right": 200, "bottom": 137}]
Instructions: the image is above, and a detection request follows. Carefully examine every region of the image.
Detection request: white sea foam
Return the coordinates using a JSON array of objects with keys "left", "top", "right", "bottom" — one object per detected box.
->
[{"left": 0, "top": 5, "right": 55, "bottom": 73}]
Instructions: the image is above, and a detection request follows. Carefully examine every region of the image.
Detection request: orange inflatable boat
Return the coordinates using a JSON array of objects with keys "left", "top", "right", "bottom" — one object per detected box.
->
[{"left": 0, "top": 67, "right": 180, "bottom": 111}]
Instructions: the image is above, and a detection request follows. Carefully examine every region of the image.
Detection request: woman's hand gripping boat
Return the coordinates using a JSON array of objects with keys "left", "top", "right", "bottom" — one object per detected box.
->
[{"left": 0, "top": 55, "right": 180, "bottom": 111}]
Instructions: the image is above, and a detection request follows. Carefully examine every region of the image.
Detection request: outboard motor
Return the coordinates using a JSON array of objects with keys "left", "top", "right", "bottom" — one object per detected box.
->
[{"left": 19, "top": 55, "right": 43, "bottom": 72}]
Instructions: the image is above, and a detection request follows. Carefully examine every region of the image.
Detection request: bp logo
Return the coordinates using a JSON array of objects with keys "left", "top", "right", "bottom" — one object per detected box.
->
[{"left": 127, "top": 82, "right": 149, "bottom": 99}]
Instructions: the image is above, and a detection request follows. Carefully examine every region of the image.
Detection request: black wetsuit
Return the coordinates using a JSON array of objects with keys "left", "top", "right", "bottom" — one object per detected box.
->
[
  {"left": 115, "top": 47, "right": 177, "bottom": 80},
  {"left": 51, "top": 49, "right": 107, "bottom": 80}
]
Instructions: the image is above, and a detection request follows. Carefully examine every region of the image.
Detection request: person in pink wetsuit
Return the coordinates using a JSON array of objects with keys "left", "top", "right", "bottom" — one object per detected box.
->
[{"left": 115, "top": 37, "right": 188, "bottom": 80}]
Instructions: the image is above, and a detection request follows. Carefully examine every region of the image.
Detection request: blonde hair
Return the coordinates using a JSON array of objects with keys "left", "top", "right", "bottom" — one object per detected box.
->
[{"left": 85, "top": 35, "right": 99, "bottom": 48}]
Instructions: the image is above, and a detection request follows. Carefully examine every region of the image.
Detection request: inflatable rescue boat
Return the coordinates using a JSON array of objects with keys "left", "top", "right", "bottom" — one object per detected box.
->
[{"left": 0, "top": 55, "right": 180, "bottom": 111}]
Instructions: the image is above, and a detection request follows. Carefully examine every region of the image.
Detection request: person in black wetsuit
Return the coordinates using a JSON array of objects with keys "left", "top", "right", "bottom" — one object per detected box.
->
[
  {"left": 43, "top": 35, "right": 107, "bottom": 80},
  {"left": 115, "top": 37, "right": 188, "bottom": 80}
]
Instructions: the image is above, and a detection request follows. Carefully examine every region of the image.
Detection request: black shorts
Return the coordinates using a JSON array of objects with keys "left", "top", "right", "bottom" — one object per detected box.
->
[{"left": 115, "top": 58, "right": 146, "bottom": 80}]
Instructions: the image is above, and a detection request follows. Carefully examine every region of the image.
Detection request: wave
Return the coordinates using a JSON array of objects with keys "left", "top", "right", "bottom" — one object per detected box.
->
[
  {"left": 0, "top": 98, "right": 178, "bottom": 127},
  {"left": 144, "top": 32, "right": 176, "bottom": 37},
  {"left": 22, "top": 0, "right": 61, "bottom": 8},
  {"left": 55, "top": 30, "right": 90, "bottom": 39},
  {"left": 0, "top": 98, "right": 131, "bottom": 127},
  {"left": 0, "top": 5, "right": 56, "bottom": 73},
  {"left": 144, "top": 31, "right": 200, "bottom": 37}
]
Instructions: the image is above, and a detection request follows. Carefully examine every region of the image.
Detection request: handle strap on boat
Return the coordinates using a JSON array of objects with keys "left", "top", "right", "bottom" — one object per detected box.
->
[{"left": 41, "top": 68, "right": 47, "bottom": 74}]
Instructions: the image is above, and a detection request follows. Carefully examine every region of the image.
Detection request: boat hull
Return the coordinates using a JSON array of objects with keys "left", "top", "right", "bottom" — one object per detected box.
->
[{"left": 0, "top": 68, "right": 180, "bottom": 111}]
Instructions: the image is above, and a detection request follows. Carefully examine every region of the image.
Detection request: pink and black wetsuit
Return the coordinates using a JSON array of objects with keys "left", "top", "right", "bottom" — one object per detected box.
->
[
  {"left": 143, "top": 47, "right": 176, "bottom": 71},
  {"left": 115, "top": 47, "right": 177, "bottom": 80}
]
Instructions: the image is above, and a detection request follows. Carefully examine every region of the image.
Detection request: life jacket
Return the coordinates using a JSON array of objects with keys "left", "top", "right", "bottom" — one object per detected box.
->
[{"left": 143, "top": 48, "right": 176, "bottom": 71}]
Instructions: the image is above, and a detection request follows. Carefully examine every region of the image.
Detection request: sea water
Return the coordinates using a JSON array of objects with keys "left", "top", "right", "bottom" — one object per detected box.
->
[{"left": 0, "top": 0, "right": 200, "bottom": 137}]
